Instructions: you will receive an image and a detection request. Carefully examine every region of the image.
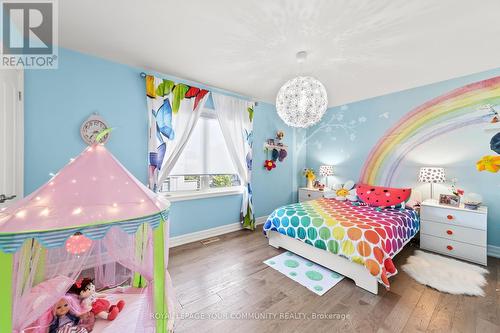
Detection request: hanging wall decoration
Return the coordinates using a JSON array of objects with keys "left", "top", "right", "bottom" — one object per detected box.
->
[
  {"left": 263, "top": 130, "right": 288, "bottom": 171},
  {"left": 490, "top": 132, "right": 500, "bottom": 154}
]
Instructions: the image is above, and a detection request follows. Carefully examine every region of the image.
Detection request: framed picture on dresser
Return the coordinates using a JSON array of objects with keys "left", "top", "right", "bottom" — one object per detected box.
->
[{"left": 439, "top": 194, "right": 460, "bottom": 207}]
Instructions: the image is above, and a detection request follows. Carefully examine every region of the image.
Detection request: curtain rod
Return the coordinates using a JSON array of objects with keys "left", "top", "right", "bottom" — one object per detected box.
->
[{"left": 139, "top": 71, "right": 258, "bottom": 105}]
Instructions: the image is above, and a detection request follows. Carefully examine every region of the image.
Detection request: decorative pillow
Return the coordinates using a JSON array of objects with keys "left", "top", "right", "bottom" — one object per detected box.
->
[
  {"left": 329, "top": 180, "right": 358, "bottom": 201},
  {"left": 356, "top": 184, "right": 411, "bottom": 208}
]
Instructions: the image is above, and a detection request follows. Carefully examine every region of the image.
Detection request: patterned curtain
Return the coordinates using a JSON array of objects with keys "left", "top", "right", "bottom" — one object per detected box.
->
[
  {"left": 212, "top": 93, "right": 255, "bottom": 230},
  {"left": 145, "top": 75, "right": 210, "bottom": 191}
]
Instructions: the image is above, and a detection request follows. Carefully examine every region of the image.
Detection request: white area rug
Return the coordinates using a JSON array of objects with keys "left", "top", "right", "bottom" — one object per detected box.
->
[
  {"left": 402, "top": 250, "right": 488, "bottom": 296},
  {"left": 264, "top": 251, "right": 344, "bottom": 295}
]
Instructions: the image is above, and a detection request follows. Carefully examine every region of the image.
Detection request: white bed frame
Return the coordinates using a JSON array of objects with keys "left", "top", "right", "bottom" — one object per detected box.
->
[{"left": 268, "top": 230, "right": 378, "bottom": 294}]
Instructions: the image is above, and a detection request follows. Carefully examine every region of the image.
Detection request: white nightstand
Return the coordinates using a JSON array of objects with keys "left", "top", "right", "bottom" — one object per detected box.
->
[
  {"left": 298, "top": 188, "right": 332, "bottom": 202},
  {"left": 420, "top": 199, "right": 487, "bottom": 265}
]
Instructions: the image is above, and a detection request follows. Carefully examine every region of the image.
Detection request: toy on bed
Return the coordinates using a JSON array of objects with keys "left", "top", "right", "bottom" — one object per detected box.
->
[
  {"left": 356, "top": 183, "right": 411, "bottom": 210},
  {"left": 69, "top": 278, "right": 124, "bottom": 321},
  {"left": 48, "top": 295, "right": 93, "bottom": 333}
]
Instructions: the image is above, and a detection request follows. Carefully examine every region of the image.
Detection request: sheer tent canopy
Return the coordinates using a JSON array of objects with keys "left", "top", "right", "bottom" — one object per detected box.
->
[{"left": 0, "top": 143, "right": 173, "bottom": 333}]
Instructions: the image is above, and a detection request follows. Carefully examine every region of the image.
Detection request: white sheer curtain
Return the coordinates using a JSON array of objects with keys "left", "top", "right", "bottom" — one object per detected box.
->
[
  {"left": 146, "top": 75, "right": 210, "bottom": 191},
  {"left": 212, "top": 93, "right": 255, "bottom": 229}
]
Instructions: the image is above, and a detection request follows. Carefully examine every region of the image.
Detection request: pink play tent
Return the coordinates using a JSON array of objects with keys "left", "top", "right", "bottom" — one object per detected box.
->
[{"left": 0, "top": 144, "right": 174, "bottom": 332}]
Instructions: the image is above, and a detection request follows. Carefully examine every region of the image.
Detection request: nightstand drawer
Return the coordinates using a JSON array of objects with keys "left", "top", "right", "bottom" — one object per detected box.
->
[
  {"left": 421, "top": 220, "right": 486, "bottom": 246},
  {"left": 299, "top": 191, "right": 323, "bottom": 201},
  {"left": 420, "top": 206, "right": 487, "bottom": 230},
  {"left": 420, "top": 234, "right": 487, "bottom": 265},
  {"left": 299, "top": 191, "right": 324, "bottom": 202}
]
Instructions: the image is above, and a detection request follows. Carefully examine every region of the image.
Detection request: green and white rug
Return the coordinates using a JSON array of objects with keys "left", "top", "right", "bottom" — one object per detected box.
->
[{"left": 264, "top": 251, "right": 344, "bottom": 295}]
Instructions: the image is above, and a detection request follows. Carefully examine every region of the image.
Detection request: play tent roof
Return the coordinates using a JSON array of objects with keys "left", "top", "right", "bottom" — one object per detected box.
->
[{"left": 0, "top": 144, "right": 170, "bottom": 253}]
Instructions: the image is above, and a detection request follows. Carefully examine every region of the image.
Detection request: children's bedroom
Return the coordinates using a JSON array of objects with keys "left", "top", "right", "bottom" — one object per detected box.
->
[{"left": 1, "top": 1, "right": 499, "bottom": 332}]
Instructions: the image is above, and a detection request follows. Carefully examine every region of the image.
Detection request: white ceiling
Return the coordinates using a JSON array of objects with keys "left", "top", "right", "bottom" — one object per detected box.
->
[{"left": 60, "top": 0, "right": 500, "bottom": 106}]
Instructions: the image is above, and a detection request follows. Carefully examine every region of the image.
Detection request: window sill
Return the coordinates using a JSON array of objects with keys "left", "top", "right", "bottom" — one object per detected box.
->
[{"left": 161, "top": 186, "right": 244, "bottom": 202}]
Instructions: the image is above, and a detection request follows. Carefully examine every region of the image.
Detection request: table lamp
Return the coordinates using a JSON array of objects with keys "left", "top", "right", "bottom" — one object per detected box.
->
[
  {"left": 418, "top": 167, "right": 446, "bottom": 199},
  {"left": 319, "top": 165, "right": 334, "bottom": 188}
]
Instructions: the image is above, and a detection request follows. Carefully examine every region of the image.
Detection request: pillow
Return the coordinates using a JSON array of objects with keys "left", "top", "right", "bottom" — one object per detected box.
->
[{"left": 356, "top": 184, "right": 411, "bottom": 208}]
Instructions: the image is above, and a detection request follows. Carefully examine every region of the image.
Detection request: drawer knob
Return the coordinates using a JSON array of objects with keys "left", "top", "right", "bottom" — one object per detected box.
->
[
  {"left": 447, "top": 215, "right": 454, "bottom": 220},
  {"left": 307, "top": 194, "right": 311, "bottom": 197},
  {"left": 446, "top": 245, "right": 453, "bottom": 251},
  {"left": 446, "top": 230, "right": 453, "bottom": 235}
]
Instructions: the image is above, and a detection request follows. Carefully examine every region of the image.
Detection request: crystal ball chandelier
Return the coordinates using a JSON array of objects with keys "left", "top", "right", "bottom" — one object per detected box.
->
[{"left": 275, "top": 51, "right": 328, "bottom": 128}]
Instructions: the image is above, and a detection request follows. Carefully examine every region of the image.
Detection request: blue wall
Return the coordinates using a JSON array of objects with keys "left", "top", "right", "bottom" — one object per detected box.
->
[
  {"left": 305, "top": 68, "right": 500, "bottom": 247},
  {"left": 24, "top": 48, "right": 297, "bottom": 237}
]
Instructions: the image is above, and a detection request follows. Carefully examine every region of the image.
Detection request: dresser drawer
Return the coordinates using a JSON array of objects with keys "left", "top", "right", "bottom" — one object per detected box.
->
[
  {"left": 299, "top": 191, "right": 325, "bottom": 202},
  {"left": 420, "top": 234, "right": 487, "bottom": 265},
  {"left": 420, "top": 206, "right": 487, "bottom": 230},
  {"left": 421, "top": 220, "right": 486, "bottom": 246}
]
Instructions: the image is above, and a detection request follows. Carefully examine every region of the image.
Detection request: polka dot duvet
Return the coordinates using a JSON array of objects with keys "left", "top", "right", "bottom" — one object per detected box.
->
[{"left": 263, "top": 198, "right": 420, "bottom": 289}]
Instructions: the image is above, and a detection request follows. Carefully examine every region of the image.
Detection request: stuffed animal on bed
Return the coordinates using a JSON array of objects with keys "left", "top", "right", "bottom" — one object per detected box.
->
[
  {"left": 68, "top": 278, "right": 125, "bottom": 321},
  {"left": 49, "top": 295, "right": 89, "bottom": 333}
]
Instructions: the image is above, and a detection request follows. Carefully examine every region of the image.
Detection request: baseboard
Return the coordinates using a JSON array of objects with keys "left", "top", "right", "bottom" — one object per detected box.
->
[
  {"left": 169, "top": 215, "right": 267, "bottom": 248},
  {"left": 487, "top": 245, "right": 500, "bottom": 258}
]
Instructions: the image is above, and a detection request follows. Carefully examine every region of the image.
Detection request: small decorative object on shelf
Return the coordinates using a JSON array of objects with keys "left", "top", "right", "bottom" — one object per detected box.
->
[
  {"left": 463, "top": 193, "right": 483, "bottom": 210},
  {"left": 313, "top": 180, "right": 325, "bottom": 191},
  {"left": 303, "top": 168, "right": 316, "bottom": 189},
  {"left": 439, "top": 194, "right": 460, "bottom": 207},
  {"left": 263, "top": 130, "right": 288, "bottom": 170},
  {"left": 450, "top": 177, "right": 464, "bottom": 197}
]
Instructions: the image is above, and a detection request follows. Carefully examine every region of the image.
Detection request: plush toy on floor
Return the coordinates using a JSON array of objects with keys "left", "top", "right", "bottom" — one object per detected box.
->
[{"left": 69, "top": 278, "right": 125, "bottom": 321}]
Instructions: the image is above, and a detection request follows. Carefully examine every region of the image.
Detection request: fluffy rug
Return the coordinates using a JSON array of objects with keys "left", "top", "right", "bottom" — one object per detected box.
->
[
  {"left": 264, "top": 251, "right": 344, "bottom": 295},
  {"left": 402, "top": 250, "right": 488, "bottom": 296}
]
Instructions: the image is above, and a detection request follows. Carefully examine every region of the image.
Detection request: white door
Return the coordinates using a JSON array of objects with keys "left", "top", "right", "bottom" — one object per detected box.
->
[{"left": 0, "top": 69, "right": 24, "bottom": 209}]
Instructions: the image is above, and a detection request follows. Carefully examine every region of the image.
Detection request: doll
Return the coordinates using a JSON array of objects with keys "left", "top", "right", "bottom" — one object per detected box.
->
[
  {"left": 69, "top": 278, "right": 125, "bottom": 321},
  {"left": 48, "top": 295, "right": 88, "bottom": 333}
]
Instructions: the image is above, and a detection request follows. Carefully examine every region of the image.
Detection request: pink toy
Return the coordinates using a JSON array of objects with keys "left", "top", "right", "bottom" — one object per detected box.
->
[{"left": 69, "top": 278, "right": 125, "bottom": 321}]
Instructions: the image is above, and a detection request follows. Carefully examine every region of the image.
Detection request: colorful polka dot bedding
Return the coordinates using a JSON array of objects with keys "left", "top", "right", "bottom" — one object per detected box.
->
[{"left": 263, "top": 198, "right": 419, "bottom": 289}]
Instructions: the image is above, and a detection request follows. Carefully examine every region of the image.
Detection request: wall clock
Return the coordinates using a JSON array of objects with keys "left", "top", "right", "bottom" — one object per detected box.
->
[{"left": 80, "top": 113, "right": 110, "bottom": 145}]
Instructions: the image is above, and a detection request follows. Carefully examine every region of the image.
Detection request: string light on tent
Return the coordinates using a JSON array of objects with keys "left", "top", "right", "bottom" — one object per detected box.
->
[
  {"left": 72, "top": 207, "right": 82, "bottom": 215},
  {"left": 65, "top": 232, "right": 92, "bottom": 255},
  {"left": 15, "top": 210, "right": 26, "bottom": 218},
  {"left": 276, "top": 51, "right": 328, "bottom": 128},
  {"left": 39, "top": 208, "right": 50, "bottom": 217}
]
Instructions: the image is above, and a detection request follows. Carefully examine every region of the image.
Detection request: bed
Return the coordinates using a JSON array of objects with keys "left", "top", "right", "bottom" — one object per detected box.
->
[{"left": 263, "top": 198, "right": 419, "bottom": 294}]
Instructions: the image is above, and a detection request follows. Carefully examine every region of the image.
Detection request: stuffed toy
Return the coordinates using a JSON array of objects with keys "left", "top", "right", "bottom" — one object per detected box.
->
[
  {"left": 48, "top": 295, "right": 89, "bottom": 333},
  {"left": 69, "top": 278, "right": 125, "bottom": 321}
]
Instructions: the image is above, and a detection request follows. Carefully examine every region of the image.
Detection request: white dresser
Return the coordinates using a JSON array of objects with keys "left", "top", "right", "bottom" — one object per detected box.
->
[
  {"left": 298, "top": 188, "right": 332, "bottom": 202},
  {"left": 420, "top": 199, "right": 487, "bottom": 265}
]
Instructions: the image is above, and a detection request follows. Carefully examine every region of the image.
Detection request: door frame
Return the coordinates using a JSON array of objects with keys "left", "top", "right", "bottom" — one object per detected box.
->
[
  {"left": 0, "top": 69, "right": 24, "bottom": 203},
  {"left": 15, "top": 69, "right": 24, "bottom": 199}
]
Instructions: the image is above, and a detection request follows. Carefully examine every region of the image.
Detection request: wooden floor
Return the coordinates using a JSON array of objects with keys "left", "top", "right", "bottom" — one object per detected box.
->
[{"left": 169, "top": 227, "right": 500, "bottom": 333}]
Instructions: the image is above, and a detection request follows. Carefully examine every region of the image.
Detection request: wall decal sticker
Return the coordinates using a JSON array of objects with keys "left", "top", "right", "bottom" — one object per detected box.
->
[{"left": 360, "top": 76, "right": 500, "bottom": 185}]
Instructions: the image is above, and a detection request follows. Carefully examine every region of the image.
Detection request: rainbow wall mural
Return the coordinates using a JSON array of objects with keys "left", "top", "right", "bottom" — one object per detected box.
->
[{"left": 359, "top": 76, "right": 500, "bottom": 186}]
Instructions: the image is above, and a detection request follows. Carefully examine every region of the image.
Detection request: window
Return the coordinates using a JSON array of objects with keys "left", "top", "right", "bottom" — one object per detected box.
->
[{"left": 161, "top": 108, "right": 241, "bottom": 194}]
